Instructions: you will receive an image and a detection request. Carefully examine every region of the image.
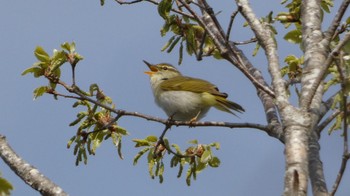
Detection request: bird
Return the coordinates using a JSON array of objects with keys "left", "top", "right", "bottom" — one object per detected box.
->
[{"left": 143, "top": 60, "right": 244, "bottom": 122}]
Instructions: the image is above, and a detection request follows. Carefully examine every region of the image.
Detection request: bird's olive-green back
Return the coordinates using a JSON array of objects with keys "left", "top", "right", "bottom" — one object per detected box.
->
[{"left": 159, "top": 76, "right": 228, "bottom": 98}]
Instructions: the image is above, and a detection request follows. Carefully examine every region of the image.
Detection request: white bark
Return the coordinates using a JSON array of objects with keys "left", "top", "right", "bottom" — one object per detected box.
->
[{"left": 0, "top": 135, "right": 68, "bottom": 196}]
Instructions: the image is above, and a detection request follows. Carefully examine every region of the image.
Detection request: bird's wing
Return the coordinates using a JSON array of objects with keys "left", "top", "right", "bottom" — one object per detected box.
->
[{"left": 160, "top": 76, "right": 228, "bottom": 98}]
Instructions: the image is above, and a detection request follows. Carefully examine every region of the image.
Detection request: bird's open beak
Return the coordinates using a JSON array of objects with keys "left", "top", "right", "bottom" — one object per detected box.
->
[{"left": 143, "top": 60, "right": 158, "bottom": 76}]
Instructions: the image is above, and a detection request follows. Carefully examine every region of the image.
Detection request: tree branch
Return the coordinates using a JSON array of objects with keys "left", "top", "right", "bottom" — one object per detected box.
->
[
  {"left": 329, "top": 51, "right": 350, "bottom": 196},
  {"left": 235, "top": 0, "right": 286, "bottom": 104},
  {"left": 324, "top": 0, "right": 350, "bottom": 42},
  {"left": 226, "top": 8, "right": 240, "bottom": 41},
  {"left": 0, "top": 135, "right": 68, "bottom": 196},
  {"left": 115, "top": 0, "right": 195, "bottom": 19},
  {"left": 308, "top": 131, "right": 328, "bottom": 195},
  {"left": 300, "top": 31, "right": 350, "bottom": 109},
  {"left": 51, "top": 79, "right": 273, "bottom": 134}
]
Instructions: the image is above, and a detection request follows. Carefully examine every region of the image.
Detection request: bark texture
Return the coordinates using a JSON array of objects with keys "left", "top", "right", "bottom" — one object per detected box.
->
[{"left": 0, "top": 135, "right": 68, "bottom": 196}]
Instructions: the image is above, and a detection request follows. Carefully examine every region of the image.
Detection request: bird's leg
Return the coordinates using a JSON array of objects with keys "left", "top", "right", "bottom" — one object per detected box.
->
[
  {"left": 189, "top": 110, "right": 202, "bottom": 123},
  {"left": 188, "top": 110, "right": 202, "bottom": 127}
]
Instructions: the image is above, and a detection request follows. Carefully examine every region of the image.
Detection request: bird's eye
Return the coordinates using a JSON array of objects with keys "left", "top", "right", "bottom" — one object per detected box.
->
[{"left": 162, "top": 66, "right": 168, "bottom": 70}]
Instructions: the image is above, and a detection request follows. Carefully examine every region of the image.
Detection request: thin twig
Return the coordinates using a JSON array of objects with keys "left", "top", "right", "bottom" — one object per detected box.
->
[
  {"left": 324, "top": 0, "right": 350, "bottom": 42},
  {"left": 196, "top": 31, "right": 207, "bottom": 61},
  {"left": 330, "top": 51, "right": 350, "bottom": 196},
  {"left": 115, "top": 0, "right": 195, "bottom": 19},
  {"left": 226, "top": 8, "right": 240, "bottom": 41},
  {"left": 115, "top": 0, "right": 142, "bottom": 4},
  {"left": 47, "top": 90, "right": 83, "bottom": 100},
  {"left": 232, "top": 37, "right": 257, "bottom": 45}
]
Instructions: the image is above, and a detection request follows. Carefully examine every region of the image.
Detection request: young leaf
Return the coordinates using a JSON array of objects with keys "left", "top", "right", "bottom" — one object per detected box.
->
[
  {"left": 200, "top": 150, "right": 211, "bottom": 164},
  {"left": 133, "top": 147, "right": 150, "bottom": 165},
  {"left": 284, "top": 29, "right": 302, "bottom": 44},
  {"left": 158, "top": 0, "right": 172, "bottom": 20},
  {"left": 34, "top": 46, "right": 50, "bottom": 62},
  {"left": 67, "top": 136, "right": 76, "bottom": 149},
  {"left": 21, "top": 67, "right": 43, "bottom": 77},
  {"left": 33, "top": 86, "right": 49, "bottom": 100},
  {"left": 208, "top": 157, "right": 221, "bottom": 168},
  {"left": 161, "top": 35, "right": 176, "bottom": 51},
  {"left": 0, "top": 176, "right": 13, "bottom": 195},
  {"left": 145, "top": 135, "right": 158, "bottom": 142}
]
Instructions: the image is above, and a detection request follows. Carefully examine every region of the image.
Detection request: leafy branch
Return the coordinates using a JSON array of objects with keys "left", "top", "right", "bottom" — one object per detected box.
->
[{"left": 22, "top": 42, "right": 269, "bottom": 184}]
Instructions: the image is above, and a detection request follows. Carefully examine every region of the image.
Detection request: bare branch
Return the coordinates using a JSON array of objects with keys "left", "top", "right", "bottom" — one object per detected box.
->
[
  {"left": 115, "top": 0, "right": 195, "bottom": 19},
  {"left": 183, "top": 0, "right": 276, "bottom": 98},
  {"left": 115, "top": 0, "right": 142, "bottom": 4},
  {"left": 226, "top": 8, "right": 240, "bottom": 41},
  {"left": 232, "top": 37, "right": 257, "bottom": 45},
  {"left": 330, "top": 152, "right": 350, "bottom": 196},
  {"left": 324, "top": 0, "right": 350, "bottom": 42},
  {"left": 330, "top": 51, "right": 350, "bottom": 196},
  {"left": 0, "top": 135, "right": 68, "bottom": 196},
  {"left": 235, "top": 0, "right": 286, "bottom": 104}
]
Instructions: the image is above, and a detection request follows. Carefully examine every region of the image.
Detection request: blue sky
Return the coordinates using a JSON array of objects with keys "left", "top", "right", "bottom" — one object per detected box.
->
[{"left": 0, "top": 0, "right": 349, "bottom": 195}]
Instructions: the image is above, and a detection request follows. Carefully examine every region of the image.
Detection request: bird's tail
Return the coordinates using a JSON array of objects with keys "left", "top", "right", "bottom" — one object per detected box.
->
[{"left": 215, "top": 96, "right": 245, "bottom": 116}]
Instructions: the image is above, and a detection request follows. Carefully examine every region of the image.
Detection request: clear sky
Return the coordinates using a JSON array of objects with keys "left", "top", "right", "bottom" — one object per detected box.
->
[{"left": 0, "top": 0, "right": 349, "bottom": 195}]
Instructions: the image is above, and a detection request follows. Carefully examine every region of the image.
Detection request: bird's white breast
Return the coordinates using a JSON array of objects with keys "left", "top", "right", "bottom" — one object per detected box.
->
[{"left": 155, "top": 90, "right": 210, "bottom": 121}]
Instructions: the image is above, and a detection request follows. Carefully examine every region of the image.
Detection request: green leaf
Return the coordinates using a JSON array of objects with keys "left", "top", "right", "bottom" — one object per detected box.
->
[
  {"left": 91, "top": 131, "right": 105, "bottom": 153},
  {"left": 132, "top": 139, "right": 151, "bottom": 147},
  {"left": 178, "top": 41, "right": 184, "bottom": 65},
  {"left": 145, "top": 135, "right": 158, "bottom": 142},
  {"left": 252, "top": 43, "right": 261, "bottom": 56},
  {"left": 148, "top": 157, "right": 155, "bottom": 179},
  {"left": 115, "top": 125, "right": 129, "bottom": 135},
  {"left": 89, "top": 83, "right": 99, "bottom": 96},
  {"left": 161, "top": 35, "right": 176, "bottom": 51},
  {"left": 51, "top": 50, "right": 67, "bottom": 72},
  {"left": 345, "top": 16, "right": 350, "bottom": 25},
  {"left": 329, "top": 114, "right": 342, "bottom": 134},
  {"left": 166, "top": 36, "right": 181, "bottom": 53},
  {"left": 61, "top": 42, "right": 76, "bottom": 53},
  {"left": 186, "top": 167, "right": 193, "bottom": 186},
  {"left": 196, "top": 161, "right": 206, "bottom": 172},
  {"left": 69, "top": 112, "right": 87, "bottom": 126},
  {"left": 284, "top": 29, "right": 302, "bottom": 44},
  {"left": 170, "top": 156, "right": 179, "bottom": 167},
  {"left": 111, "top": 132, "right": 124, "bottom": 159},
  {"left": 200, "top": 150, "right": 211, "bottom": 164},
  {"left": 21, "top": 66, "right": 44, "bottom": 77},
  {"left": 82, "top": 147, "right": 88, "bottom": 164},
  {"left": 209, "top": 142, "right": 220, "bottom": 150},
  {"left": 67, "top": 136, "right": 76, "bottom": 149},
  {"left": 188, "top": 139, "right": 198, "bottom": 144},
  {"left": 208, "top": 156, "right": 221, "bottom": 167},
  {"left": 177, "top": 159, "right": 184, "bottom": 178},
  {"left": 0, "top": 176, "right": 13, "bottom": 195},
  {"left": 158, "top": 0, "right": 172, "bottom": 20},
  {"left": 321, "top": 0, "right": 333, "bottom": 13},
  {"left": 133, "top": 147, "right": 150, "bottom": 165},
  {"left": 34, "top": 46, "right": 50, "bottom": 62},
  {"left": 33, "top": 86, "right": 49, "bottom": 100},
  {"left": 171, "top": 144, "right": 182, "bottom": 154}
]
